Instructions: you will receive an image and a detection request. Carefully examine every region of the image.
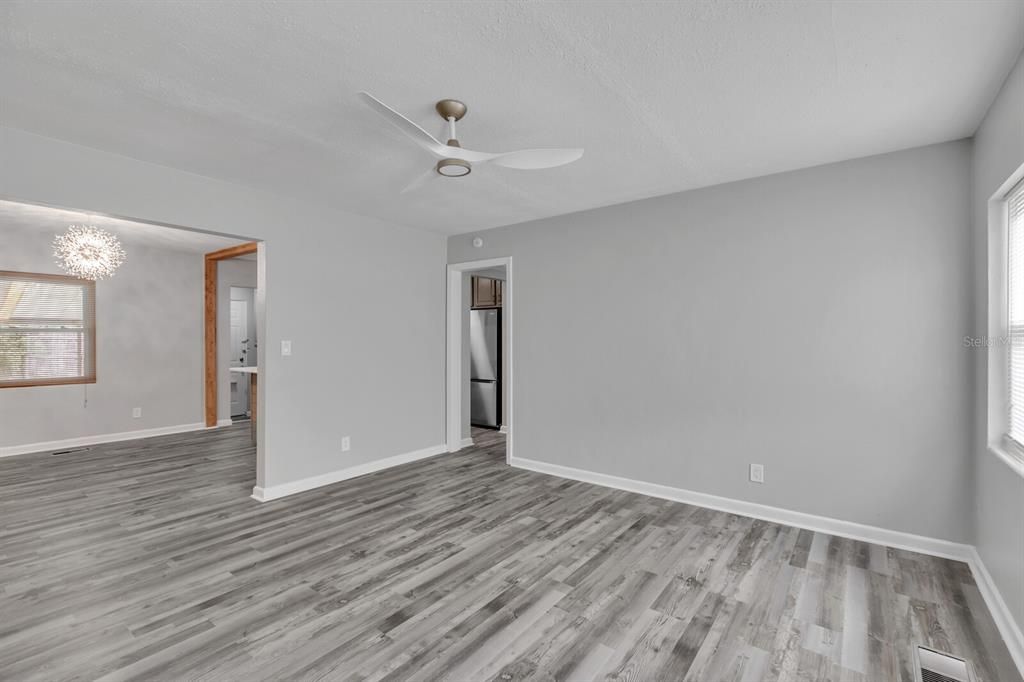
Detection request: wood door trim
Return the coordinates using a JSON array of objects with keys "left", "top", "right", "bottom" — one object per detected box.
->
[
  {"left": 206, "top": 242, "right": 258, "bottom": 261},
  {"left": 204, "top": 242, "right": 259, "bottom": 427}
]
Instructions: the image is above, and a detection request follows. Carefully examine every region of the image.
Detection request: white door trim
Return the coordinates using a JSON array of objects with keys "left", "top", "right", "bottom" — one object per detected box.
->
[{"left": 446, "top": 257, "right": 512, "bottom": 463}]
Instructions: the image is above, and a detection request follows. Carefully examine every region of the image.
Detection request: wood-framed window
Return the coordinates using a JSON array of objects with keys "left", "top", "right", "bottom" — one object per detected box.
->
[{"left": 0, "top": 271, "right": 96, "bottom": 388}]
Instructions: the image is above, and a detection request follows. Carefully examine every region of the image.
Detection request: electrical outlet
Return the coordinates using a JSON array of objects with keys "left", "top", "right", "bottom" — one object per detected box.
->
[
  {"left": 281, "top": 340, "right": 292, "bottom": 356},
  {"left": 132, "top": 407, "right": 142, "bottom": 419},
  {"left": 341, "top": 436, "right": 351, "bottom": 452},
  {"left": 749, "top": 463, "right": 765, "bottom": 484}
]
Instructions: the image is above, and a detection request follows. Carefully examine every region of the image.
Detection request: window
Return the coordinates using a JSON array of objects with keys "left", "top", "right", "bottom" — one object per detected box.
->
[
  {"left": 1006, "top": 180, "right": 1024, "bottom": 449},
  {"left": 0, "top": 271, "right": 96, "bottom": 388}
]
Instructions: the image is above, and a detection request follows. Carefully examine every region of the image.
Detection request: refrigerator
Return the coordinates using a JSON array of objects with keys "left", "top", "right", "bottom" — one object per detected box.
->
[{"left": 470, "top": 308, "right": 501, "bottom": 428}]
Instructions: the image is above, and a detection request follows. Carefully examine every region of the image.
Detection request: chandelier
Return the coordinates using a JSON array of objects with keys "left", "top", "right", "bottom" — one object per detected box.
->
[{"left": 54, "top": 225, "right": 126, "bottom": 280}]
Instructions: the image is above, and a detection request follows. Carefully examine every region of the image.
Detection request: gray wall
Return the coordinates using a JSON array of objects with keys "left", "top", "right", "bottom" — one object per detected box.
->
[
  {"left": 972, "top": 49, "right": 1024, "bottom": 632},
  {"left": 0, "top": 224, "right": 204, "bottom": 446},
  {"left": 0, "top": 126, "right": 447, "bottom": 489},
  {"left": 450, "top": 140, "right": 973, "bottom": 543},
  {"left": 217, "top": 259, "right": 257, "bottom": 421}
]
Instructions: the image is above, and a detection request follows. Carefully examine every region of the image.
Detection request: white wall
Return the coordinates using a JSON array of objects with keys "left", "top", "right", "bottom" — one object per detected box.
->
[
  {"left": 0, "top": 224, "right": 204, "bottom": 447},
  {"left": 217, "top": 259, "right": 257, "bottom": 421},
  {"left": 450, "top": 140, "right": 973, "bottom": 543},
  {"left": 0, "top": 126, "right": 447, "bottom": 490},
  {"left": 972, "top": 49, "right": 1024, "bottom": 634}
]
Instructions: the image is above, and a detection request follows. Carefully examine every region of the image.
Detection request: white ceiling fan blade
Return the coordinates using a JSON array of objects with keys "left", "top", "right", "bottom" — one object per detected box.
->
[
  {"left": 488, "top": 148, "right": 584, "bottom": 170},
  {"left": 399, "top": 168, "right": 437, "bottom": 194},
  {"left": 358, "top": 91, "right": 448, "bottom": 158},
  {"left": 437, "top": 147, "right": 500, "bottom": 164}
]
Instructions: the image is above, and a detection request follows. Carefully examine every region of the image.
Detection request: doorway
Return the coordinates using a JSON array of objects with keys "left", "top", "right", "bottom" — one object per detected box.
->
[
  {"left": 203, "top": 242, "right": 266, "bottom": 497},
  {"left": 446, "top": 257, "right": 513, "bottom": 462},
  {"left": 229, "top": 286, "right": 256, "bottom": 420}
]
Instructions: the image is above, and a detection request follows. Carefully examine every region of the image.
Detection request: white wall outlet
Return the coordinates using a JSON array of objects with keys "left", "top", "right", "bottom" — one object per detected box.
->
[
  {"left": 749, "top": 463, "right": 765, "bottom": 484},
  {"left": 132, "top": 407, "right": 142, "bottom": 419},
  {"left": 341, "top": 436, "right": 351, "bottom": 452},
  {"left": 281, "top": 340, "right": 292, "bottom": 356}
]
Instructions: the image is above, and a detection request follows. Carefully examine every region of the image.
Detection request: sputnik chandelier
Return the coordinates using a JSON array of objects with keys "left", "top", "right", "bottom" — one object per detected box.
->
[{"left": 53, "top": 225, "right": 126, "bottom": 280}]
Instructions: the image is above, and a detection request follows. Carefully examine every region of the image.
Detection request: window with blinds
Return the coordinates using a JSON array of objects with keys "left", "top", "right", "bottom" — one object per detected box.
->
[
  {"left": 1006, "top": 180, "right": 1024, "bottom": 448},
  {"left": 0, "top": 271, "right": 96, "bottom": 388}
]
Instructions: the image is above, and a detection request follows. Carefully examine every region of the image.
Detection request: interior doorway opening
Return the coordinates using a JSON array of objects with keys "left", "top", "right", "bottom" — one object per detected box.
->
[
  {"left": 467, "top": 267, "right": 506, "bottom": 433},
  {"left": 203, "top": 244, "right": 265, "bottom": 479},
  {"left": 229, "top": 286, "right": 257, "bottom": 421},
  {"left": 0, "top": 196, "right": 266, "bottom": 494},
  {"left": 446, "top": 257, "right": 512, "bottom": 463}
]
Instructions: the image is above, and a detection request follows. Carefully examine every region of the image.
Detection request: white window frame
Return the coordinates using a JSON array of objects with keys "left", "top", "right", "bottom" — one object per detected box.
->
[{"left": 987, "top": 164, "right": 1024, "bottom": 478}]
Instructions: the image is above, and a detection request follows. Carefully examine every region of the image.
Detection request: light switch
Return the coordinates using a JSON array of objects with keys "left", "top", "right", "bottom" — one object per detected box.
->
[{"left": 281, "top": 340, "right": 292, "bottom": 356}]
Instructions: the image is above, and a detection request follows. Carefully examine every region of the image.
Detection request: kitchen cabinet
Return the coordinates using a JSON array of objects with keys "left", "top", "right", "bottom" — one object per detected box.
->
[{"left": 472, "top": 276, "right": 502, "bottom": 308}]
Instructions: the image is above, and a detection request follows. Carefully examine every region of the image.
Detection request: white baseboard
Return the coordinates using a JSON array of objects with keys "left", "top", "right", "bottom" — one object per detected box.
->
[
  {"left": 252, "top": 444, "right": 447, "bottom": 502},
  {"left": 509, "top": 456, "right": 973, "bottom": 561},
  {"left": 499, "top": 425, "right": 509, "bottom": 434},
  {"left": 446, "top": 437, "right": 474, "bottom": 453},
  {"left": 510, "top": 455, "right": 1024, "bottom": 676},
  {"left": 0, "top": 422, "right": 209, "bottom": 458},
  {"left": 216, "top": 418, "right": 233, "bottom": 427},
  {"left": 968, "top": 547, "right": 1024, "bottom": 674}
]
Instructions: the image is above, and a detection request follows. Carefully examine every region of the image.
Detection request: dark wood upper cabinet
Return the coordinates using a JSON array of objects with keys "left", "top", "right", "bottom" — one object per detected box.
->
[{"left": 472, "top": 276, "right": 502, "bottom": 308}]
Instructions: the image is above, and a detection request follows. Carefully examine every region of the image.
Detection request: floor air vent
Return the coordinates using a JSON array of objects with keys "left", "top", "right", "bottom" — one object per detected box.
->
[
  {"left": 914, "top": 646, "right": 976, "bottom": 682},
  {"left": 51, "top": 447, "right": 91, "bottom": 456}
]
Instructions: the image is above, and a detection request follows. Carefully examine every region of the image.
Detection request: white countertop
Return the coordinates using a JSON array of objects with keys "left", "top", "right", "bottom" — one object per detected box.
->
[{"left": 229, "top": 367, "right": 258, "bottom": 374}]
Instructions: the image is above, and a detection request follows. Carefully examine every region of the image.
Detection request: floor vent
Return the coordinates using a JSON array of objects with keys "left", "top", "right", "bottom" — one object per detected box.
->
[
  {"left": 914, "top": 646, "right": 976, "bottom": 682},
  {"left": 51, "top": 447, "right": 92, "bottom": 456}
]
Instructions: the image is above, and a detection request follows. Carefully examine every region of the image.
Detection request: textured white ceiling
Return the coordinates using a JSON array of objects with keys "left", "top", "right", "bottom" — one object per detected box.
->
[
  {"left": 0, "top": 200, "right": 248, "bottom": 254},
  {"left": 0, "top": 1, "right": 1021, "bottom": 235}
]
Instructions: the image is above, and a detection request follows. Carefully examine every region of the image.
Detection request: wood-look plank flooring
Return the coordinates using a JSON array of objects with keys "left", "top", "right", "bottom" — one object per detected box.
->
[{"left": 0, "top": 425, "right": 1018, "bottom": 681}]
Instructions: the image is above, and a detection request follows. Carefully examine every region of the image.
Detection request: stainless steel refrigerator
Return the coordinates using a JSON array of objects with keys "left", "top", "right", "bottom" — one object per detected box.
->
[{"left": 470, "top": 308, "right": 501, "bottom": 428}]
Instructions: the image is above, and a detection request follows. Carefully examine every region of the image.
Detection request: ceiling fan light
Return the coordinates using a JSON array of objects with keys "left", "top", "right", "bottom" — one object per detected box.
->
[{"left": 436, "top": 158, "right": 471, "bottom": 177}]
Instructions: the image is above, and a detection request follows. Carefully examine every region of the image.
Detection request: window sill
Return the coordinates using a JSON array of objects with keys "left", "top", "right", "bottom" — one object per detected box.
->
[
  {"left": 987, "top": 443, "right": 1024, "bottom": 480},
  {"left": 0, "top": 377, "right": 96, "bottom": 389}
]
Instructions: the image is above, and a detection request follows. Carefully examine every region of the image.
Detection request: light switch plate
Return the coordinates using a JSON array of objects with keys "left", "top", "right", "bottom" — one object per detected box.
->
[{"left": 281, "top": 340, "right": 292, "bottom": 356}]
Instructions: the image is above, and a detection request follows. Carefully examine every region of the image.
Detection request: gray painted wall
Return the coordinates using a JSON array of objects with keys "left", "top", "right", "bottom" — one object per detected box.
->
[
  {"left": 0, "top": 126, "right": 447, "bottom": 489},
  {"left": 217, "top": 259, "right": 257, "bottom": 421},
  {"left": 0, "top": 224, "right": 204, "bottom": 446},
  {"left": 450, "top": 140, "right": 973, "bottom": 543},
  {"left": 972, "top": 49, "right": 1024, "bottom": 633}
]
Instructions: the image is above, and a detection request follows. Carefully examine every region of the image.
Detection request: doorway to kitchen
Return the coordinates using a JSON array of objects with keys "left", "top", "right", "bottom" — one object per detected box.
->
[
  {"left": 446, "top": 257, "right": 512, "bottom": 463},
  {"left": 229, "top": 286, "right": 257, "bottom": 421},
  {"left": 204, "top": 243, "right": 263, "bottom": 452}
]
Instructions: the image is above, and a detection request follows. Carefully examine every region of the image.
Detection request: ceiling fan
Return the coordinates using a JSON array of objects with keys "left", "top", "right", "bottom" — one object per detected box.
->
[{"left": 358, "top": 92, "right": 583, "bottom": 193}]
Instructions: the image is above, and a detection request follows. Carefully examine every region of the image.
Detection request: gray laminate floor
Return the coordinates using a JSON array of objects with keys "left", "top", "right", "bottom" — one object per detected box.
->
[{"left": 0, "top": 424, "right": 1018, "bottom": 681}]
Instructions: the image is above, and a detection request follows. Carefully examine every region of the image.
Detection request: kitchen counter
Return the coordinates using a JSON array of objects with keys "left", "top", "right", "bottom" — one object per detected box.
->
[{"left": 229, "top": 367, "right": 257, "bottom": 443}]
